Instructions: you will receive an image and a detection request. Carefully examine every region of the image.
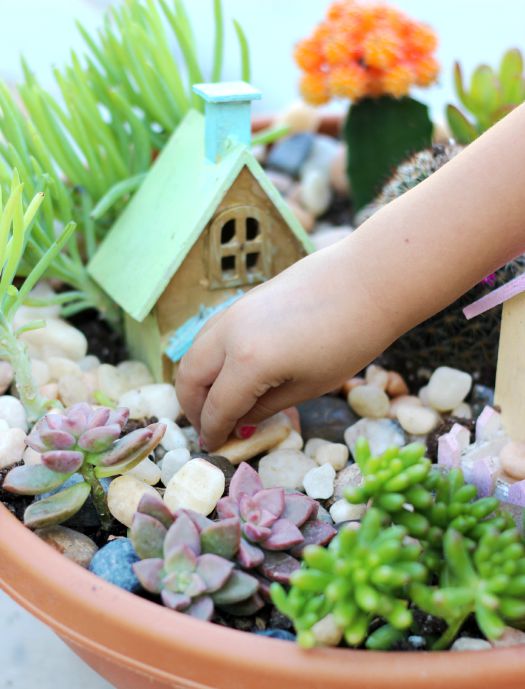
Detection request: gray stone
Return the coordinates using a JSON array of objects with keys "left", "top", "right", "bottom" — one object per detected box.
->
[
  {"left": 35, "top": 525, "right": 98, "bottom": 568},
  {"left": 266, "top": 133, "right": 314, "bottom": 177},
  {"left": 88, "top": 538, "right": 141, "bottom": 593},
  {"left": 298, "top": 396, "right": 358, "bottom": 444}
]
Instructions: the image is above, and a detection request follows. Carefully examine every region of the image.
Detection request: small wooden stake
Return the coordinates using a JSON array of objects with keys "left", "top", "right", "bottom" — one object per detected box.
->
[{"left": 495, "top": 291, "right": 525, "bottom": 441}]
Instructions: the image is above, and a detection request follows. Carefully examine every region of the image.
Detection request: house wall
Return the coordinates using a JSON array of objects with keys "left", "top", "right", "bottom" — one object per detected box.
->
[{"left": 155, "top": 165, "right": 308, "bottom": 381}]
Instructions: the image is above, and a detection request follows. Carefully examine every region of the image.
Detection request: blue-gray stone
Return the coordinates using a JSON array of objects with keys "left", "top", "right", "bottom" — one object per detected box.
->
[
  {"left": 266, "top": 133, "right": 314, "bottom": 177},
  {"left": 298, "top": 396, "right": 358, "bottom": 444},
  {"left": 255, "top": 629, "right": 296, "bottom": 641},
  {"left": 89, "top": 538, "right": 141, "bottom": 593}
]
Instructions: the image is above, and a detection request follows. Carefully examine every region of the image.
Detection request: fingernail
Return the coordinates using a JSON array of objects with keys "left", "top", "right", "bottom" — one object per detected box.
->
[
  {"left": 198, "top": 436, "right": 208, "bottom": 451},
  {"left": 237, "top": 425, "right": 257, "bottom": 440}
]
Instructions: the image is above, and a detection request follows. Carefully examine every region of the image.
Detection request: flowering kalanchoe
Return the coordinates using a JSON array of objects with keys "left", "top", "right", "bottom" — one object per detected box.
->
[
  {"left": 2, "top": 403, "right": 165, "bottom": 530},
  {"left": 216, "top": 462, "right": 336, "bottom": 582},
  {"left": 131, "top": 496, "right": 259, "bottom": 620}
]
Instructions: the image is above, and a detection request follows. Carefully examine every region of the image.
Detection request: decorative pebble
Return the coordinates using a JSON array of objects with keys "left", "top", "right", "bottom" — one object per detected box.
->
[
  {"left": 452, "top": 402, "right": 472, "bottom": 419},
  {"left": 0, "top": 361, "right": 13, "bottom": 394},
  {"left": 491, "top": 626, "right": 525, "bottom": 647},
  {"left": 365, "top": 364, "right": 389, "bottom": 390},
  {"left": 450, "top": 638, "right": 492, "bottom": 652},
  {"left": 30, "top": 359, "right": 50, "bottom": 386},
  {"left": 88, "top": 538, "right": 141, "bottom": 593},
  {"left": 386, "top": 371, "right": 409, "bottom": 398},
  {"left": 255, "top": 629, "right": 296, "bottom": 641},
  {"left": 159, "top": 418, "right": 189, "bottom": 452},
  {"left": 396, "top": 405, "right": 440, "bottom": 435},
  {"left": 333, "top": 464, "right": 364, "bottom": 501},
  {"left": 117, "top": 360, "right": 154, "bottom": 390},
  {"left": 437, "top": 434, "right": 461, "bottom": 469},
  {"left": 348, "top": 384, "right": 390, "bottom": 419},
  {"left": 48, "top": 356, "right": 82, "bottom": 381},
  {"left": 20, "top": 317, "right": 88, "bottom": 361},
  {"left": 160, "top": 448, "right": 191, "bottom": 486},
  {"left": 304, "top": 437, "right": 330, "bottom": 459},
  {"left": 275, "top": 429, "right": 304, "bottom": 451},
  {"left": 118, "top": 384, "right": 180, "bottom": 421},
  {"left": 286, "top": 199, "right": 315, "bottom": 233},
  {"left": 476, "top": 406, "right": 502, "bottom": 442},
  {"left": 310, "top": 614, "right": 343, "bottom": 647},
  {"left": 258, "top": 449, "right": 316, "bottom": 490},
  {"left": 314, "top": 442, "right": 349, "bottom": 471},
  {"left": 427, "top": 366, "right": 473, "bottom": 412},
  {"left": 298, "top": 396, "right": 357, "bottom": 443},
  {"left": 0, "top": 395, "right": 27, "bottom": 431},
  {"left": 40, "top": 382, "right": 59, "bottom": 400},
  {"left": 471, "top": 456, "right": 502, "bottom": 498},
  {"left": 277, "top": 101, "right": 321, "bottom": 134},
  {"left": 418, "top": 385, "right": 430, "bottom": 405},
  {"left": 35, "top": 525, "right": 98, "bottom": 568},
  {"left": 301, "top": 134, "right": 341, "bottom": 178},
  {"left": 329, "top": 144, "right": 349, "bottom": 195},
  {"left": 500, "top": 442, "right": 525, "bottom": 480},
  {"left": 389, "top": 395, "right": 422, "bottom": 419},
  {"left": 23, "top": 446, "right": 42, "bottom": 466},
  {"left": 344, "top": 418, "right": 405, "bottom": 458},
  {"left": 127, "top": 457, "right": 161, "bottom": 486},
  {"left": 164, "top": 458, "right": 225, "bottom": 515},
  {"left": 303, "top": 463, "right": 335, "bottom": 499},
  {"left": 329, "top": 499, "right": 366, "bottom": 523},
  {"left": 107, "top": 475, "right": 159, "bottom": 528},
  {"left": 215, "top": 413, "right": 291, "bottom": 465},
  {"left": 78, "top": 355, "right": 101, "bottom": 372},
  {"left": 299, "top": 168, "right": 332, "bottom": 217},
  {"left": 96, "top": 364, "right": 127, "bottom": 402},
  {"left": 265, "top": 170, "right": 294, "bottom": 195},
  {"left": 0, "top": 427, "right": 26, "bottom": 469},
  {"left": 57, "top": 373, "right": 90, "bottom": 406},
  {"left": 266, "top": 133, "right": 314, "bottom": 177},
  {"left": 342, "top": 377, "right": 365, "bottom": 397}
]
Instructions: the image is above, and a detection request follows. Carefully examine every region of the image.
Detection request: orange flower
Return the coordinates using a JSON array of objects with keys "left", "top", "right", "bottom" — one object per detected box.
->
[
  {"left": 299, "top": 72, "right": 331, "bottom": 105},
  {"left": 294, "top": 0, "right": 439, "bottom": 104},
  {"left": 329, "top": 64, "right": 368, "bottom": 100},
  {"left": 381, "top": 63, "right": 414, "bottom": 98}
]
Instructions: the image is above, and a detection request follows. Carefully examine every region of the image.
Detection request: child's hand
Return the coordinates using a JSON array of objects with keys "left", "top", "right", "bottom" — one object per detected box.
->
[{"left": 175, "top": 240, "right": 397, "bottom": 450}]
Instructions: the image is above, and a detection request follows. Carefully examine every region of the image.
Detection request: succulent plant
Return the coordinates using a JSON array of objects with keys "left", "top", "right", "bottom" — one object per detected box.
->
[
  {"left": 2, "top": 403, "right": 165, "bottom": 530},
  {"left": 131, "top": 495, "right": 260, "bottom": 619},
  {"left": 411, "top": 526, "right": 525, "bottom": 649},
  {"left": 271, "top": 508, "right": 427, "bottom": 648},
  {"left": 446, "top": 49, "right": 525, "bottom": 145},
  {"left": 216, "top": 462, "right": 336, "bottom": 582}
]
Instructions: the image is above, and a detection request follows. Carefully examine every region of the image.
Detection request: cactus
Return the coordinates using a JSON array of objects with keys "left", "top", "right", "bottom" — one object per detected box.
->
[
  {"left": 2, "top": 403, "right": 165, "bottom": 530},
  {"left": 446, "top": 49, "right": 525, "bottom": 145}
]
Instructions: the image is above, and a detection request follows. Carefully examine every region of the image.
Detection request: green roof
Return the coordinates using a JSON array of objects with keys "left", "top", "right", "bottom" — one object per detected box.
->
[{"left": 88, "top": 109, "right": 314, "bottom": 322}]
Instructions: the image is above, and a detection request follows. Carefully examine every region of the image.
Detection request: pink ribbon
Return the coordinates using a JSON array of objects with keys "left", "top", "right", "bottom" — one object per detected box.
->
[{"left": 463, "top": 273, "right": 525, "bottom": 320}]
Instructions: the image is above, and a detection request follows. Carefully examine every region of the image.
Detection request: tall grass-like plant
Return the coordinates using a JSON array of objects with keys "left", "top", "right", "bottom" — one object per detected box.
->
[{"left": 0, "top": 172, "right": 75, "bottom": 420}]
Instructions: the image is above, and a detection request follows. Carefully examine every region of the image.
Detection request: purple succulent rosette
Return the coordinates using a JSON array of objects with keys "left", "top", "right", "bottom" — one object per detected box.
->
[
  {"left": 2, "top": 403, "right": 166, "bottom": 529},
  {"left": 216, "top": 462, "right": 336, "bottom": 582},
  {"left": 131, "top": 497, "right": 259, "bottom": 620}
]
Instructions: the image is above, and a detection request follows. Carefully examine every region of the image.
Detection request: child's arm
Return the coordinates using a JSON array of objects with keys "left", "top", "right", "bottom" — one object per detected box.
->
[{"left": 176, "top": 103, "right": 525, "bottom": 450}]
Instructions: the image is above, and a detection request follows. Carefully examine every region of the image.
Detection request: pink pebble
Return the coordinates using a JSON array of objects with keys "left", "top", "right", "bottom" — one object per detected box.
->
[
  {"left": 508, "top": 480, "right": 525, "bottom": 507},
  {"left": 449, "top": 423, "right": 471, "bottom": 451},
  {"left": 438, "top": 434, "right": 461, "bottom": 468},
  {"left": 476, "top": 406, "right": 502, "bottom": 442},
  {"left": 471, "top": 457, "right": 499, "bottom": 497}
]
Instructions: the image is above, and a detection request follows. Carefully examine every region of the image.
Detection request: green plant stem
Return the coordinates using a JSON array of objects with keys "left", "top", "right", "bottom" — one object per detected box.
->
[
  {"left": 432, "top": 615, "right": 469, "bottom": 650},
  {"left": 81, "top": 463, "right": 113, "bottom": 532},
  {"left": 76, "top": 274, "right": 123, "bottom": 330},
  {"left": 0, "top": 315, "right": 51, "bottom": 421}
]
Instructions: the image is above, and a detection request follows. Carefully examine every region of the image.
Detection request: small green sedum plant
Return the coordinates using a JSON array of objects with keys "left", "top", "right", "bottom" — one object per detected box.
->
[{"left": 2, "top": 403, "right": 165, "bottom": 530}]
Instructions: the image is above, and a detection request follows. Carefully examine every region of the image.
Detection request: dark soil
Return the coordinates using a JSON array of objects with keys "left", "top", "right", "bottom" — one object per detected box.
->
[
  {"left": 0, "top": 462, "right": 32, "bottom": 520},
  {"left": 318, "top": 190, "right": 354, "bottom": 227},
  {"left": 69, "top": 308, "right": 128, "bottom": 364}
]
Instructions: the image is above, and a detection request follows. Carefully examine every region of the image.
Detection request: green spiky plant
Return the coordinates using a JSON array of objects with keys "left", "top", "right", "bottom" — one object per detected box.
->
[
  {"left": 0, "top": 172, "right": 75, "bottom": 419},
  {"left": 446, "top": 49, "right": 525, "bottom": 145},
  {"left": 0, "top": 0, "right": 261, "bottom": 328},
  {"left": 272, "top": 440, "right": 525, "bottom": 650}
]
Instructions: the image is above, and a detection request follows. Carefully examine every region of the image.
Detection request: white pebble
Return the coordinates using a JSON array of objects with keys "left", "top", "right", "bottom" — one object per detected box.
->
[
  {"left": 20, "top": 317, "right": 87, "bottom": 361},
  {"left": 159, "top": 418, "right": 188, "bottom": 451},
  {"left": 303, "top": 463, "right": 335, "bottom": 499},
  {"left": 344, "top": 419, "right": 405, "bottom": 458},
  {"left": 0, "top": 361, "right": 14, "bottom": 394},
  {"left": 451, "top": 638, "right": 492, "bottom": 652},
  {"left": 58, "top": 374, "right": 90, "bottom": 406},
  {"left": 0, "top": 395, "right": 27, "bottom": 431},
  {"left": 127, "top": 457, "right": 161, "bottom": 486},
  {"left": 276, "top": 100, "right": 321, "bottom": 134},
  {"left": 0, "top": 427, "right": 27, "bottom": 469},
  {"left": 418, "top": 385, "right": 430, "bottom": 405},
  {"left": 12, "top": 283, "right": 60, "bottom": 321},
  {"left": 451, "top": 402, "right": 472, "bottom": 419},
  {"left": 365, "top": 364, "right": 389, "bottom": 390},
  {"left": 78, "top": 355, "right": 100, "bottom": 372},
  {"left": 299, "top": 168, "right": 332, "bottom": 217},
  {"left": 427, "top": 367, "right": 473, "bottom": 412},
  {"left": 163, "top": 458, "right": 225, "bottom": 516},
  {"left": 117, "top": 360, "right": 154, "bottom": 391},
  {"left": 310, "top": 614, "right": 343, "bottom": 647},
  {"left": 161, "top": 448, "right": 191, "bottom": 486},
  {"left": 40, "top": 383, "right": 59, "bottom": 400},
  {"left": 23, "top": 446, "right": 43, "bottom": 466},
  {"left": 500, "top": 442, "right": 525, "bottom": 480},
  {"left": 389, "top": 395, "right": 422, "bottom": 419},
  {"left": 48, "top": 356, "right": 82, "bottom": 381},
  {"left": 329, "top": 499, "right": 367, "bottom": 523},
  {"left": 30, "top": 359, "right": 50, "bottom": 386},
  {"left": 315, "top": 442, "right": 349, "bottom": 470},
  {"left": 304, "top": 437, "right": 330, "bottom": 459},
  {"left": 118, "top": 384, "right": 180, "bottom": 420},
  {"left": 107, "top": 475, "right": 159, "bottom": 528},
  {"left": 275, "top": 429, "right": 304, "bottom": 451},
  {"left": 348, "top": 385, "right": 390, "bottom": 419},
  {"left": 258, "top": 449, "right": 316, "bottom": 490},
  {"left": 396, "top": 405, "right": 441, "bottom": 435},
  {"left": 96, "top": 364, "right": 127, "bottom": 402}
]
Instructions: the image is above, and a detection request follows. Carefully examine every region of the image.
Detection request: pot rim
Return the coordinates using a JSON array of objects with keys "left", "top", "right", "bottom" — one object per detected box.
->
[{"left": 1, "top": 502, "right": 524, "bottom": 689}]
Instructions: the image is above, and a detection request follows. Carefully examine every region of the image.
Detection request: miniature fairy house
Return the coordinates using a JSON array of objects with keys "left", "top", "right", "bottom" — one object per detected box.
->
[
  {"left": 464, "top": 274, "right": 525, "bottom": 441},
  {"left": 88, "top": 82, "right": 313, "bottom": 382}
]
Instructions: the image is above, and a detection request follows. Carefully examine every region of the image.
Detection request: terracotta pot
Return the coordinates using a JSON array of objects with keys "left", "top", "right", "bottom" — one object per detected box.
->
[{"left": 1, "top": 503, "right": 524, "bottom": 689}]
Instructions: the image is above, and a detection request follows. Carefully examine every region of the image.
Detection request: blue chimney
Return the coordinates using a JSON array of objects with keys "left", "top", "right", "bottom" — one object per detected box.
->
[{"left": 193, "top": 81, "right": 262, "bottom": 163}]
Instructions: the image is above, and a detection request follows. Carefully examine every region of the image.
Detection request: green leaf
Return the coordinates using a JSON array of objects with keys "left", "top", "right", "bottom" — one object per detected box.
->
[
  {"left": 212, "top": 570, "right": 259, "bottom": 605},
  {"left": 446, "top": 104, "right": 477, "bottom": 144},
  {"left": 23, "top": 480, "right": 91, "bottom": 528},
  {"left": 345, "top": 96, "right": 433, "bottom": 211},
  {"left": 453, "top": 61, "right": 472, "bottom": 112},
  {"left": 233, "top": 19, "right": 250, "bottom": 83},
  {"left": 90, "top": 173, "right": 146, "bottom": 221},
  {"left": 2, "top": 464, "right": 70, "bottom": 495},
  {"left": 499, "top": 48, "right": 525, "bottom": 104},
  {"left": 211, "top": 0, "right": 224, "bottom": 82},
  {"left": 130, "top": 512, "right": 167, "bottom": 559},
  {"left": 469, "top": 65, "right": 500, "bottom": 123}
]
